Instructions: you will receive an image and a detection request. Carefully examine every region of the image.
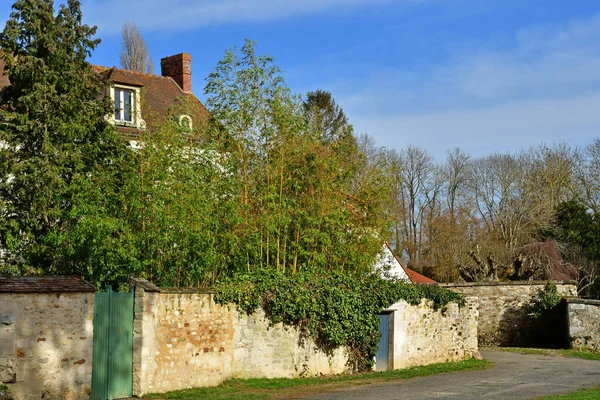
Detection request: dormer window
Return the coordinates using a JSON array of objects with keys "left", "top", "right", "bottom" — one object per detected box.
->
[
  {"left": 109, "top": 84, "right": 145, "bottom": 129},
  {"left": 114, "top": 88, "right": 134, "bottom": 123}
]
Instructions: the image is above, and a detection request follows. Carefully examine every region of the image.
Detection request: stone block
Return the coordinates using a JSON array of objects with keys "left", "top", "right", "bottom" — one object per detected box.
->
[
  {"left": 0, "top": 364, "right": 16, "bottom": 383},
  {"left": 0, "top": 313, "right": 15, "bottom": 326},
  {"left": 0, "top": 327, "right": 14, "bottom": 341},
  {"left": 0, "top": 340, "right": 14, "bottom": 357}
]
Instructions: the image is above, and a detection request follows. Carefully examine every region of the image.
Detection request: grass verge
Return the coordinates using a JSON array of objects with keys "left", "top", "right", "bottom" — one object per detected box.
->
[
  {"left": 534, "top": 387, "right": 600, "bottom": 399},
  {"left": 491, "top": 347, "right": 600, "bottom": 361},
  {"left": 146, "top": 358, "right": 490, "bottom": 400},
  {"left": 0, "top": 384, "right": 13, "bottom": 400}
]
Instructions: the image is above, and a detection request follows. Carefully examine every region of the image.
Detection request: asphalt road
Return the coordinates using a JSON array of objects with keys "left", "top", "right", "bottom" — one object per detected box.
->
[{"left": 302, "top": 351, "right": 600, "bottom": 400}]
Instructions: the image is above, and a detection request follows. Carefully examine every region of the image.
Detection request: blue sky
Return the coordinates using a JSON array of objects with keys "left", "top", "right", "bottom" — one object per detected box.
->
[{"left": 3, "top": 0, "right": 600, "bottom": 160}]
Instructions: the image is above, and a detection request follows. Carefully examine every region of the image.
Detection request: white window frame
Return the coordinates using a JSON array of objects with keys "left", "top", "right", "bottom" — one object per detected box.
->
[
  {"left": 114, "top": 88, "right": 134, "bottom": 123},
  {"left": 108, "top": 84, "right": 145, "bottom": 129}
]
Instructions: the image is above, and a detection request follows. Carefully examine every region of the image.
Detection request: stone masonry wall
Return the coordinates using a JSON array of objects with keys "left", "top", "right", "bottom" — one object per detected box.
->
[
  {"left": 131, "top": 282, "right": 482, "bottom": 396},
  {"left": 141, "top": 290, "right": 235, "bottom": 394},
  {"left": 441, "top": 281, "right": 577, "bottom": 346},
  {"left": 131, "top": 281, "right": 159, "bottom": 397},
  {"left": 133, "top": 287, "right": 349, "bottom": 396},
  {"left": 386, "top": 297, "right": 478, "bottom": 369},
  {"left": 0, "top": 293, "right": 94, "bottom": 400},
  {"left": 233, "top": 308, "right": 348, "bottom": 378},
  {"left": 567, "top": 298, "right": 600, "bottom": 351}
]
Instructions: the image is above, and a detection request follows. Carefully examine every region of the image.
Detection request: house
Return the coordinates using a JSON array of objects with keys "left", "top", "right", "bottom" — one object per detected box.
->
[
  {"left": 0, "top": 53, "right": 212, "bottom": 268},
  {"left": 0, "top": 53, "right": 210, "bottom": 137},
  {"left": 374, "top": 242, "right": 436, "bottom": 284}
]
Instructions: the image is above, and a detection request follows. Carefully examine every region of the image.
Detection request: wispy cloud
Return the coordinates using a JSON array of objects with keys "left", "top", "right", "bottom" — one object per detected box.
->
[
  {"left": 79, "top": 0, "right": 422, "bottom": 35},
  {"left": 337, "top": 13, "right": 600, "bottom": 159},
  {"left": 355, "top": 93, "right": 600, "bottom": 159},
  {"left": 439, "top": 14, "right": 600, "bottom": 102}
]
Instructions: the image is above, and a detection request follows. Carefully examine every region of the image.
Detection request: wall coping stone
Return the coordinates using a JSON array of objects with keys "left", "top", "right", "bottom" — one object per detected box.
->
[
  {"left": 440, "top": 280, "right": 577, "bottom": 288},
  {"left": 160, "top": 287, "right": 215, "bottom": 294},
  {"left": 565, "top": 297, "right": 600, "bottom": 306},
  {"left": 129, "top": 278, "right": 161, "bottom": 293}
]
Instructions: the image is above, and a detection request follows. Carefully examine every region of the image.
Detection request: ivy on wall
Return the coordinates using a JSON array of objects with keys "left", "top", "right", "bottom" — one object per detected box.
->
[{"left": 215, "top": 270, "right": 464, "bottom": 371}]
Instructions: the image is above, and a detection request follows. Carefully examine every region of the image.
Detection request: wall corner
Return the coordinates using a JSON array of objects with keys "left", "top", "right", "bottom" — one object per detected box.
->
[{"left": 130, "top": 278, "right": 159, "bottom": 397}]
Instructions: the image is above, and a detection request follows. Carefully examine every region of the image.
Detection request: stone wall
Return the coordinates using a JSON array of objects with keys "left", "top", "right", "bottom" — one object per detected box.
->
[
  {"left": 0, "top": 278, "right": 482, "bottom": 399},
  {"left": 141, "top": 290, "right": 236, "bottom": 394},
  {"left": 131, "top": 280, "right": 159, "bottom": 397},
  {"left": 441, "top": 281, "right": 577, "bottom": 346},
  {"left": 233, "top": 308, "right": 348, "bottom": 379},
  {"left": 0, "top": 292, "right": 94, "bottom": 400},
  {"left": 385, "top": 297, "right": 478, "bottom": 369},
  {"left": 130, "top": 280, "right": 481, "bottom": 396},
  {"left": 567, "top": 298, "right": 600, "bottom": 351},
  {"left": 131, "top": 282, "right": 349, "bottom": 396}
]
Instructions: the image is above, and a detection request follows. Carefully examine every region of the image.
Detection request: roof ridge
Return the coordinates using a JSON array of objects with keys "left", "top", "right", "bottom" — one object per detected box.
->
[
  {"left": 384, "top": 242, "right": 436, "bottom": 284},
  {"left": 110, "top": 66, "right": 173, "bottom": 80},
  {"left": 90, "top": 64, "right": 195, "bottom": 96}
]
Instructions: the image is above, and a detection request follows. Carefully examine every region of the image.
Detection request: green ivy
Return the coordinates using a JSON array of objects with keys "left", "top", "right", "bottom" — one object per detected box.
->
[
  {"left": 215, "top": 270, "right": 464, "bottom": 372},
  {"left": 526, "top": 282, "right": 563, "bottom": 319}
]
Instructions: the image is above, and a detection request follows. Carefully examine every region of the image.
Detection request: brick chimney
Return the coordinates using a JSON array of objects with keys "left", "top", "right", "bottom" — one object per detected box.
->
[{"left": 160, "top": 53, "right": 192, "bottom": 93}]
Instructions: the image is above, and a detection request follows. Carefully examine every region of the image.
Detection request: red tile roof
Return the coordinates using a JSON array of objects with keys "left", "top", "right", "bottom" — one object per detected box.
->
[
  {"left": 92, "top": 65, "right": 210, "bottom": 133},
  {"left": 0, "top": 61, "right": 210, "bottom": 134},
  {"left": 0, "top": 276, "right": 96, "bottom": 293},
  {"left": 404, "top": 267, "right": 437, "bottom": 284},
  {"left": 385, "top": 243, "right": 437, "bottom": 284}
]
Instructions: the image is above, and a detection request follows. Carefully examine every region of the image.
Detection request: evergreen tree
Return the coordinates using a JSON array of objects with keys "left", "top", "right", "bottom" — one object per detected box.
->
[
  {"left": 546, "top": 200, "right": 600, "bottom": 296},
  {"left": 0, "top": 0, "right": 131, "bottom": 275},
  {"left": 303, "top": 90, "right": 353, "bottom": 145}
]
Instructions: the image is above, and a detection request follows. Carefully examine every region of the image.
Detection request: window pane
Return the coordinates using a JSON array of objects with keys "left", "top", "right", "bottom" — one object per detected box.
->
[
  {"left": 114, "top": 89, "right": 121, "bottom": 120},
  {"left": 124, "top": 90, "right": 132, "bottom": 122}
]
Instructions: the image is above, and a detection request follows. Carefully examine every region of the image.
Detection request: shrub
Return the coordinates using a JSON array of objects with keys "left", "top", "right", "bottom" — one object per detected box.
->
[
  {"left": 525, "top": 282, "right": 569, "bottom": 348},
  {"left": 526, "top": 282, "right": 562, "bottom": 319}
]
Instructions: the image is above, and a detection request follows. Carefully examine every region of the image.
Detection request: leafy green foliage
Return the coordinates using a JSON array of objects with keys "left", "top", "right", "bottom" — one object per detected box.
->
[
  {"left": 543, "top": 200, "right": 600, "bottom": 297},
  {"left": 0, "top": 383, "right": 12, "bottom": 400},
  {"left": 53, "top": 101, "right": 240, "bottom": 289},
  {"left": 553, "top": 202, "right": 600, "bottom": 250},
  {"left": 0, "top": 21, "right": 392, "bottom": 291},
  {"left": 215, "top": 270, "right": 464, "bottom": 372},
  {"left": 526, "top": 282, "right": 563, "bottom": 319},
  {"left": 129, "top": 112, "right": 240, "bottom": 287},
  {"left": 204, "top": 40, "right": 391, "bottom": 276},
  {"left": 303, "top": 89, "right": 354, "bottom": 146},
  {"left": 0, "top": 0, "right": 132, "bottom": 276},
  {"left": 0, "top": 0, "right": 240, "bottom": 288}
]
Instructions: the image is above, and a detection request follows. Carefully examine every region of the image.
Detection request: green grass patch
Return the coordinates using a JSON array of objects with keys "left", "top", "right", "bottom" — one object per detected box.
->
[
  {"left": 493, "top": 347, "right": 600, "bottom": 361},
  {"left": 146, "top": 358, "right": 490, "bottom": 400},
  {"left": 0, "top": 384, "right": 13, "bottom": 400},
  {"left": 535, "top": 387, "right": 600, "bottom": 399}
]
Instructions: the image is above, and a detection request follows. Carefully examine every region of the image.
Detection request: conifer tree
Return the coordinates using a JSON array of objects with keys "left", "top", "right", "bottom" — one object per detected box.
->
[{"left": 0, "top": 0, "right": 131, "bottom": 275}]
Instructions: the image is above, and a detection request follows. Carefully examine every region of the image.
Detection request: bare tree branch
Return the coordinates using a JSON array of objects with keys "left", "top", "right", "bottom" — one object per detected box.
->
[{"left": 119, "top": 21, "right": 154, "bottom": 74}]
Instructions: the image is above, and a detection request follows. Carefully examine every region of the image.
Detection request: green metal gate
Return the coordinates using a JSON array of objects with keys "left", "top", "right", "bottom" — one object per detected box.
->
[{"left": 91, "top": 286, "right": 134, "bottom": 400}]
